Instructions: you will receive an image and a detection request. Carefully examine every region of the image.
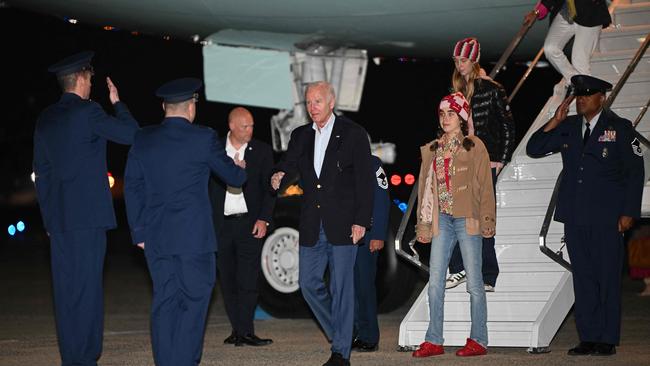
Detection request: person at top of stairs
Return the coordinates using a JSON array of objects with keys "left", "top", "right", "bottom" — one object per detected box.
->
[
  {"left": 523, "top": 0, "right": 612, "bottom": 98},
  {"left": 412, "top": 92, "right": 495, "bottom": 358},
  {"left": 526, "top": 75, "right": 644, "bottom": 356},
  {"left": 445, "top": 37, "right": 516, "bottom": 292}
]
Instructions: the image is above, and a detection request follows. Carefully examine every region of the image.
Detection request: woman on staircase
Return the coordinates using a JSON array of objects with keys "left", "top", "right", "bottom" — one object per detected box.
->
[
  {"left": 412, "top": 92, "right": 495, "bottom": 357},
  {"left": 444, "top": 37, "right": 515, "bottom": 292}
]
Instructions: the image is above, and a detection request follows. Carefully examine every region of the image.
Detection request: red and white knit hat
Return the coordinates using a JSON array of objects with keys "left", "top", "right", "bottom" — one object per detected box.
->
[
  {"left": 453, "top": 37, "right": 480, "bottom": 63},
  {"left": 439, "top": 92, "right": 471, "bottom": 122}
]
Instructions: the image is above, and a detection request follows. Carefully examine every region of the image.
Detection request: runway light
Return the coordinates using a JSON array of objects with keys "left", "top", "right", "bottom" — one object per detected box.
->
[
  {"left": 398, "top": 202, "right": 408, "bottom": 212},
  {"left": 16, "top": 221, "right": 25, "bottom": 232},
  {"left": 107, "top": 172, "right": 115, "bottom": 188},
  {"left": 131, "top": 31, "right": 140, "bottom": 36},
  {"left": 31, "top": 172, "right": 35, "bottom": 183},
  {"left": 8, "top": 225, "right": 16, "bottom": 236},
  {"left": 103, "top": 25, "right": 116, "bottom": 31},
  {"left": 163, "top": 35, "right": 171, "bottom": 41},
  {"left": 404, "top": 174, "right": 415, "bottom": 185},
  {"left": 65, "top": 17, "right": 78, "bottom": 24},
  {"left": 390, "top": 174, "right": 402, "bottom": 186}
]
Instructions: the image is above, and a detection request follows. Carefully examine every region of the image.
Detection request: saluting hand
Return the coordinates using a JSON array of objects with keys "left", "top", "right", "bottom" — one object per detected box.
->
[
  {"left": 271, "top": 172, "right": 285, "bottom": 191},
  {"left": 544, "top": 95, "right": 575, "bottom": 132},
  {"left": 351, "top": 224, "right": 366, "bottom": 244},
  {"left": 106, "top": 77, "right": 120, "bottom": 104},
  {"left": 233, "top": 152, "right": 246, "bottom": 169}
]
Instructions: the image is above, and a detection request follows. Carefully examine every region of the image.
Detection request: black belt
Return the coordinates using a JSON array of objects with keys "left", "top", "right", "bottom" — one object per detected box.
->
[{"left": 224, "top": 213, "right": 248, "bottom": 220}]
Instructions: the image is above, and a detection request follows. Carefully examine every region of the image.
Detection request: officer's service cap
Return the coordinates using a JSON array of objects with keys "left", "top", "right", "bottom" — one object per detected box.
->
[
  {"left": 571, "top": 74, "right": 613, "bottom": 96},
  {"left": 156, "top": 78, "right": 203, "bottom": 103},
  {"left": 48, "top": 51, "right": 94, "bottom": 77}
]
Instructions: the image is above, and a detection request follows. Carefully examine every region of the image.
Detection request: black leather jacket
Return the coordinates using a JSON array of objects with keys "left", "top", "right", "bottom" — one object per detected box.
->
[{"left": 471, "top": 79, "right": 516, "bottom": 164}]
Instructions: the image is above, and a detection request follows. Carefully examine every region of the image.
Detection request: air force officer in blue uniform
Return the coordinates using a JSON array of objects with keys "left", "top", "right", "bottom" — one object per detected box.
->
[
  {"left": 33, "top": 51, "right": 139, "bottom": 366},
  {"left": 527, "top": 75, "right": 644, "bottom": 356},
  {"left": 352, "top": 155, "right": 390, "bottom": 352},
  {"left": 271, "top": 81, "right": 374, "bottom": 366},
  {"left": 124, "top": 78, "right": 246, "bottom": 366}
]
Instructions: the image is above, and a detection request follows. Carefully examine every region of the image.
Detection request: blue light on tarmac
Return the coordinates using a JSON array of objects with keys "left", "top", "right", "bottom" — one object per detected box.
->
[
  {"left": 16, "top": 221, "right": 25, "bottom": 232},
  {"left": 8, "top": 225, "right": 16, "bottom": 236},
  {"left": 398, "top": 202, "right": 408, "bottom": 212}
]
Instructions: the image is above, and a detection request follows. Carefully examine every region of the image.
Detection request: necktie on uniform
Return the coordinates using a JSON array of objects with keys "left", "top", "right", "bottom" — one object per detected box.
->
[{"left": 583, "top": 122, "right": 591, "bottom": 146}]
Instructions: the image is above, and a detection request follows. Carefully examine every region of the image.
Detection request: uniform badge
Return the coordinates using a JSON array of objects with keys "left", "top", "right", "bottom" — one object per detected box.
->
[
  {"left": 632, "top": 138, "right": 643, "bottom": 157},
  {"left": 598, "top": 130, "right": 616, "bottom": 142},
  {"left": 376, "top": 166, "right": 388, "bottom": 190},
  {"left": 562, "top": 143, "right": 569, "bottom": 149},
  {"left": 602, "top": 147, "right": 608, "bottom": 158}
]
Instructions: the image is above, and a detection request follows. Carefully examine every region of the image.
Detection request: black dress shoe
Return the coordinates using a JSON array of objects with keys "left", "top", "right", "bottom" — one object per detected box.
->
[
  {"left": 235, "top": 334, "right": 273, "bottom": 347},
  {"left": 592, "top": 343, "right": 616, "bottom": 356},
  {"left": 322, "top": 352, "right": 350, "bottom": 366},
  {"left": 224, "top": 332, "right": 238, "bottom": 344},
  {"left": 351, "top": 338, "right": 378, "bottom": 352},
  {"left": 568, "top": 341, "right": 595, "bottom": 356}
]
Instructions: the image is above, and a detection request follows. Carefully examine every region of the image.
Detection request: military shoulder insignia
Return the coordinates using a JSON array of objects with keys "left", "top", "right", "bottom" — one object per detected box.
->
[
  {"left": 632, "top": 137, "right": 643, "bottom": 157},
  {"left": 376, "top": 166, "right": 388, "bottom": 189}
]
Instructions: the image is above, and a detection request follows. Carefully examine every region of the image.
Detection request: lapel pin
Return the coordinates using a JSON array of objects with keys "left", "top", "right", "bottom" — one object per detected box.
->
[{"left": 602, "top": 147, "right": 608, "bottom": 158}]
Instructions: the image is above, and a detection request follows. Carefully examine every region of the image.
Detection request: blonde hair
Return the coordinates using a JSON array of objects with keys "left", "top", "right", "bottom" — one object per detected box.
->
[{"left": 451, "top": 62, "right": 481, "bottom": 102}]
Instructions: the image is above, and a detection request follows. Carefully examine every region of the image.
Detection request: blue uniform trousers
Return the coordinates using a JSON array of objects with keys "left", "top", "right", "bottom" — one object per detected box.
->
[
  {"left": 353, "top": 240, "right": 379, "bottom": 344},
  {"left": 50, "top": 229, "right": 106, "bottom": 366},
  {"left": 299, "top": 225, "right": 358, "bottom": 359},
  {"left": 565, "top": 225, "right": 624, "bottom": 345},
  {"left": 449, "top": 167, "right": 500, "bottom": 286},
  {"left": 145, "top": 253, "right": 216, "bottom": 366}
]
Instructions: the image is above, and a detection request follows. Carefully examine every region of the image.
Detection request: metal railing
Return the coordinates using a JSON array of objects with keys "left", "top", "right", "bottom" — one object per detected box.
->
[
  {"left": 539, "top": 31, "right": 650, "bottom": 271},
  {"left": 488, "top": 19, "right": 536, "bottom": 80},
  {"left": 393, "top": 180, "right": 430, "bottom": 272}
]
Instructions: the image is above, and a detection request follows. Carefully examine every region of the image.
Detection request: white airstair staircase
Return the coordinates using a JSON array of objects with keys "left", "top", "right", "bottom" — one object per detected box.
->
[{"left": 398, "top": 0, "right": 650, "bottom": 351}]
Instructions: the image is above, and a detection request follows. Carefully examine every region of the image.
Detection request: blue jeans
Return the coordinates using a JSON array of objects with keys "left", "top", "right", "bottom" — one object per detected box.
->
[
  {"left": 425, "top": 214, "right": 488, "bottom": 347},
  {"left": 299, "top": 224, "right": 358, "bottom": 359}
]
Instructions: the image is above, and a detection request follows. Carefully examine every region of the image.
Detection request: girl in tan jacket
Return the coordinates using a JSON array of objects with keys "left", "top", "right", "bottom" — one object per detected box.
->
[{"left": 412, "top": 92, "right": 495, "bottom": 358}]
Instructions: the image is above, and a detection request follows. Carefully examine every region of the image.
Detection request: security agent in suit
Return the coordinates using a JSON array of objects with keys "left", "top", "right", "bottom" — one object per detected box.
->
[
  {"left": 124, "top": 78, "right": 246, "bottom": 366},
  {"left": 271, "top": 81, "right": 374, "bottom": 366},
  {"left": 33, "top": 51, "right": 139, "bottom": 366},
  {"left": 526, "top": 75, "right": 644, "bottom": 356},
  {"left": 208, "top": 107, "right": 275, "bottom": 346},
  {"left": 351, "top": 155, "right": 390, "bottom": 352}
]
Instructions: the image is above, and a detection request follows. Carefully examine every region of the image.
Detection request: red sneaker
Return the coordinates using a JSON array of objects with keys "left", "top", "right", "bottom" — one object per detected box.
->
[
  {"left": 456, "top": 338, "right": 487, "bottom": 356},
  {"left": 412, "top": 341, "right": 444, "bottom": 357}
]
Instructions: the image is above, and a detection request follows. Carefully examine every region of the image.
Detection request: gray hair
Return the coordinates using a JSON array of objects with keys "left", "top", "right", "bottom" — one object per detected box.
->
[{"left": 305, "top": 81, "right": 336, "bottom": 102}]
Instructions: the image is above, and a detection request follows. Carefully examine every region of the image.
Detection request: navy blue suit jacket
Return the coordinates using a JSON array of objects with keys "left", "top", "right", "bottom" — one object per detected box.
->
[
  {"left": 33, "top": 93, "right": 139, "bottom": 234},
  {"left": 275, "top": 115, "right": 374, "bottom": 246},
  {"left": 124, "top": 117, "right": 247, "bottom": 256},
  {"left": 209, "top": 137, "right": 276, "bottom": 233},
  {"left": 367, "top": 155, "right": 390, "bottom": 241},
  {"left": 527, "top": 109, "right": 644, "bottom": 227}
]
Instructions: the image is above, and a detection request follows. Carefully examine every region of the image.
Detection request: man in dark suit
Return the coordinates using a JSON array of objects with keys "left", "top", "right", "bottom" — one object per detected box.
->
[
  {"left": 351, "top": 154, "right": 390, "bottom": 352},
  {"left": 124, "top": 78, "right": 246, "bottom": 366},
  {"left": 524, "top": 0, "right": 611, "bottom": 96},
  {"left": 208, "top": 107, "right": 275, "bottom": 347},
  {"left": 33, "top": 50, "right": 139, "bottom": 366},
  {"left": 527, "top": 75, "right": 644, "bottom": 356},
  {"left": 271, "top": 81, "right": 374, "bottom": 366}
]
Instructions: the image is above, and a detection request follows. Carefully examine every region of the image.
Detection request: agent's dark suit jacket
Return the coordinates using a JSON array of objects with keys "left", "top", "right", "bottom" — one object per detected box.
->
[
  {"left": 527, "top": 109, "right": 644, "bottom": 226},
  {"left": 541, "top": 0, "right": 611, "bottom": 28},
  {"left": 124, "top": 117, "right": 247, "bottom": 256},
  {"left": 33, "top": 93, "right": 139, "bottom": 234},
  {"left": 275, "top": 115, "right": 374, "bottom": 246},
  {"left": 209, "top": 137, "right": 276, "bottom": 233}
]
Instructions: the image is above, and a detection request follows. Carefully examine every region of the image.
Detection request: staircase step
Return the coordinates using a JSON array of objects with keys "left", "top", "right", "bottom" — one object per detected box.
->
[
  {"left": 400, "top": 320, "right": 536, "bottom": 347},
  {"left": 600, "top": 72, "right": 650, "bottom": 104},
  {"left": 600, "top": 24, "right": 650, "bottom": 52},
  {"left": 446, "top": 271, "right": 565, "bottom": 294},
  {"left": 591, "top": 48, "right": 650, "bottom": 76},
  {"left": 613, "top": 2, "right": 650, "bottom": 27}
]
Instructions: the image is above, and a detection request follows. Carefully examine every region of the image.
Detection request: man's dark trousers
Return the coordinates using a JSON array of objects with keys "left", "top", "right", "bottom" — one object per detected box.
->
[
  {"left": 353, "top": 240, "right": 379, "bottom": 344},
  {"left": 50, "top": 229, "right": 106, "bottom": 366},
  {"left": 217, "top": 213, "right": 263, "bottom": 336}
]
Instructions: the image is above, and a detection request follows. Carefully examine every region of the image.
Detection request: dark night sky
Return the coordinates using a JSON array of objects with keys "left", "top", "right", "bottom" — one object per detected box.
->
[{"left": 0, "top": 5, "right": 561, "bottom": 203}]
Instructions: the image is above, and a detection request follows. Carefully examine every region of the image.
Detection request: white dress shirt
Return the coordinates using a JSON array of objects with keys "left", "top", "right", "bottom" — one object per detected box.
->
[
  {"left": 224, "top": 132, "right": 248, "bottom": 216},
  {"left": 582, "top": 110, "right": 602, "bottom": 137},
  {"left": 312, "top": 114, "right": 336, "bottom": 178}
]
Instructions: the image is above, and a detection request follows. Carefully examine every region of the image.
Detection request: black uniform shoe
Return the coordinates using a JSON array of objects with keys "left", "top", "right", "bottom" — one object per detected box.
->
[
  {"left": 568, "top": 341, "right": 595, "bottom": 356},
  {"left": 224, "top": 332, "right": 238, "bottom": 344},
  {"left": 235, "top": 334, "right": 273, "bottom": 346},
  {"left": 592, "top": 343, "right": 616, "bottom": 356},
  {"left": 351, "top": 338, "right": 378, "bottom": 352},
  {"left": 322, "top": 352, "right": 350, "bottom": 366}
]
